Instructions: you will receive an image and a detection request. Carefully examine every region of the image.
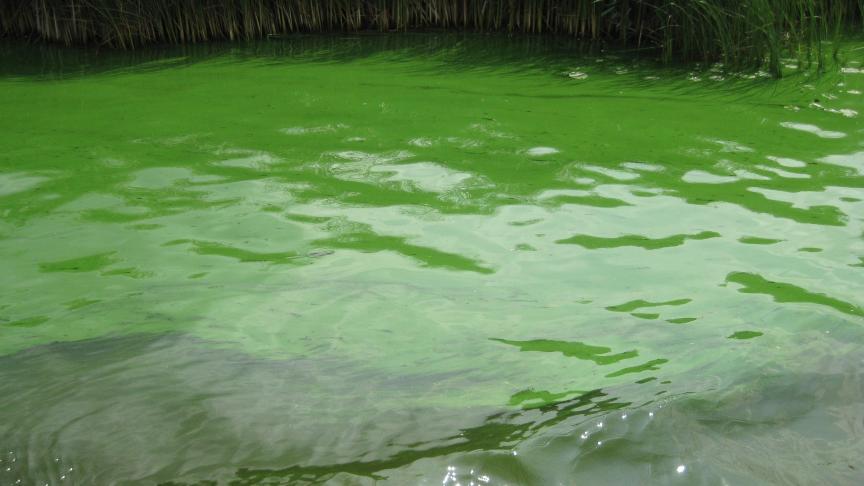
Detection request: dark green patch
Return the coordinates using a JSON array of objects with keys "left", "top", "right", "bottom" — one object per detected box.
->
[
  {"left": 631, "top": 190, "right": 661, "bottom": 197},
  {"left": 39, "top": 252, "right": 118, "bottom": 273},
  {"left": 557, "top": 231, "right": 719, "bottom": 250},
  {"left": 5, "top": 316, "right": 49, "bottom": 327},
  {"left": 508, "top": 388, "right": 588, "bottom": 409},
  {"left": 667, "top": 317, "right": 698, "bottom": 324},
  {"left": 739, "top": 236, "right": 783, "bottom": 245},
  {"left": 63, "top": 298, "right": 100, "bottom": 310},
  {"left": 102, "top": 267, "right": 153, "bottom": 279},
  {"left": 283, "top": 213, "right": 332, "bottom": 224},
  {"left": 543, "top": 194, "right": 632, "bottom": 208},
  {"left": 508, "top": 219, "right": 542, "bottom": 227},
  {"left": 315, "top": 231, "right": 494, "bottom": 274},
  {"left": 168, "top": 239, "right": 301, "bottom": 265},
  {"left": 728, "top": 331, "right": 764, "bottom": 339},
  {"left": 605, "top": 359, "right": 668, "bottom": 378},
  {"left": 726, "top": 272, "right": 864, "bottom": 317},
  {"left": 607, "top": 298, "right": 692, "bottom": 312},
  {"left": 491, "top": 338, "right": 638, "bottom": 365}
]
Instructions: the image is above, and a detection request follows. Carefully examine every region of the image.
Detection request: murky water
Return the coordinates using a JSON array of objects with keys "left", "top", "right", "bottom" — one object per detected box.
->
[{"left": 1, "top": 35, "right": 863, "bottom": 485}]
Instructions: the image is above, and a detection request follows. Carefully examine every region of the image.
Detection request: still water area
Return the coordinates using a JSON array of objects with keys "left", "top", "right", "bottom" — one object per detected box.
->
[{"left": 1, "top": 35, "right": 863, "bottom": 484}]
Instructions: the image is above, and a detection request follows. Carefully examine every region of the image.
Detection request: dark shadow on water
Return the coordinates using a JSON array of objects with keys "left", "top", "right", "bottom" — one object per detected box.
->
[
  {"left": 0, "top": 34, "right": 608, "bottom": 80},
  {"left": 2, "top": 32, "right": 853, "bottom": 107},
  {"left": 220, "top": 389, "right": 629, "bottom": 485},
  {"left": 1, "top": 333, "right": 863, "bottom": 484},
  {"left": 0, "top": 333, "right": 633, "bottom": 484}
]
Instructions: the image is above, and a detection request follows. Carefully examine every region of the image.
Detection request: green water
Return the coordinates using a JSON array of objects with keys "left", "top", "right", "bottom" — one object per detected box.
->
[{"left": 1, "top": 35, "right": 863, "bottom": 485}]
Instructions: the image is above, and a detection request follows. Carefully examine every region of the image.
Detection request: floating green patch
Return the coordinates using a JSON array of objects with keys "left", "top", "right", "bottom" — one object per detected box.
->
[
  {"left": 63, "top": 298, "right": 100, "bottom": 310},
  {"left": 728, "top": 331, "right": 764, "bottom": 339},
  {"left": 315, "top": 232, "right": 494, "bottom": 274},
  {"left": 543, "top": 195, "right": 632, "bottom": 208},
  {"left": 507, "top": 388, "right": 629, "bottom": 415},
  {"left": 491, "top": 338, "right": 638, "bottom": 365},
  {"left": 739, "top": 236, "right": 783, "bottom": 245},
  {"left": 508, "top": 219, "right": 543, "bottom": 227},
  {"left": 606, "top": 359, "right": 669, "bottom": 378},
  {"left": 167, "top": 239, "right": 301, "bottom": 265},
  {"left": 39, "top": 252, "right": 117, "bottom": 273},
  {"left": 81, "top": 209, "right": 154, "bottom": 224},
  {"left": 667, "top": 317, "right": 698, "bottom": 324},
  {"left": 101, "top": 267, "right": 154, "bottom": 279},
  {"left": 557, "top": 231, "right": 719, "bottom": 250},
  {"left": 726, "top": 272, "right": 864, "bottom": 318},
  {"left": 797, "top": 247, "right": 823, "bottom": 253},
  {"left": 607, "top": 298, "right": 692, "bottom": 313},
  {"left": 283, "top": 213, "right": 331, "bottom": 224},
  {"left": 4, "top": 316, "right": 49, "bottom": 327},
  {"left": 508, "top": 388, "right": 588, "bottom": 409},
  {"left": 631, "top": 190, "right": 661, "bottom": 197}
]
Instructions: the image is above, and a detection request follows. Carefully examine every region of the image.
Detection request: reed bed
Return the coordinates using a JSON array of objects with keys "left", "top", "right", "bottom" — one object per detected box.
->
[{"left": 2, "top": 1, "right": 863, "bottom": 73}]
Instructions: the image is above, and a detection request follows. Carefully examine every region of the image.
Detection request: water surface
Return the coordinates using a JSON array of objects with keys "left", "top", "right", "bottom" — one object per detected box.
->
[{"left": 1, "top": 35, "right": 863, "bottom": 485}]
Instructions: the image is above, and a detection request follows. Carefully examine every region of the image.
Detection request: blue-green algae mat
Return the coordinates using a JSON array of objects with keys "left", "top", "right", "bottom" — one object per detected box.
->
[{"left": 1, "top": 35, "right": 863, "bottom": 485}]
